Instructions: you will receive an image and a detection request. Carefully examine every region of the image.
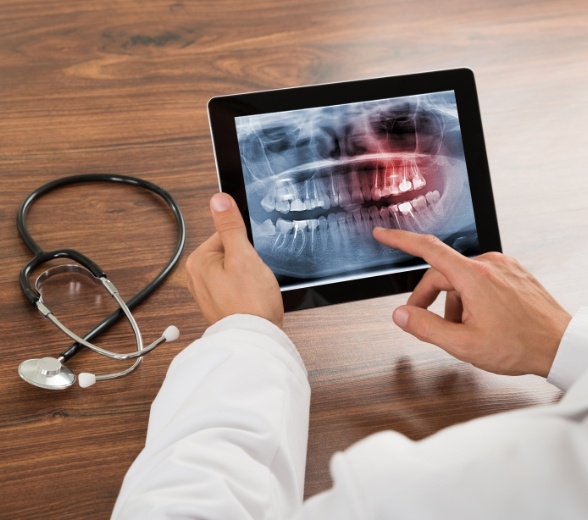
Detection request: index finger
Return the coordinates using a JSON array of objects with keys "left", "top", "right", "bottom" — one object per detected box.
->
[{"left": 372, "top": 227, "right": 472, "bottom": 286}]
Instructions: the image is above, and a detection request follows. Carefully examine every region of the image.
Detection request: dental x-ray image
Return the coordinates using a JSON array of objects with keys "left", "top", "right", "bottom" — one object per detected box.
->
[{"left": 234, "top": 90, "right": 479, "bottom": 290}]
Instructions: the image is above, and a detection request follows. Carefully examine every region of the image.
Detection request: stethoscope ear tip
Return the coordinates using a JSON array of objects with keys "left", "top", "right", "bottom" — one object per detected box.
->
[
  {"left": 78, "top": 372, "right": 97, "bottom": 388},
  {"left": 163, "top": 325, "right": 180, "bottom": 342}
]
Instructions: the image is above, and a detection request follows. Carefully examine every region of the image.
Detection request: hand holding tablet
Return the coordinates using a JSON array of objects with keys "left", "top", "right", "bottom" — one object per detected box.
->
[{"left": 208, "top": 68, "right": 501, "bottom": 311}]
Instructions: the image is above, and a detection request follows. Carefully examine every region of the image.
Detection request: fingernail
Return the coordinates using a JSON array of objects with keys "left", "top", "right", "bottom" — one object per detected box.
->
[
  {"left": 393, "top": 307, "right": 409, "bottom": 329},
  {"left": 210, "top": 193, "right": 232, "bottom": 213}
]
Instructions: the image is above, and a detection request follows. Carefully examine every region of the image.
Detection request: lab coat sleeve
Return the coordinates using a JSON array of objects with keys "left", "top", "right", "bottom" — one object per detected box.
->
[
  {"left": 111, "top": 314, "right": 310, "bottom": 520},
  {"left": 548, "top": 306, "right": 588, "bottom": 391},
  {"left": 294, "top": 306, "right": 588, "bottom": 520}
]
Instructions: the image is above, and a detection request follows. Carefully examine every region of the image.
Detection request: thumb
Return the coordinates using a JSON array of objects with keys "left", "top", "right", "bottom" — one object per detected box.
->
[
  {"left": 209, "top": 193, "right": 251, "bottom": 253},
  {"left": 393, "top": 305, "right": 466, "bottom": 352}
]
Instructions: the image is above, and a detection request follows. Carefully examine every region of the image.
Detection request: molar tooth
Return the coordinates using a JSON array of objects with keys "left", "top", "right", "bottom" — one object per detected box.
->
[
  {"left": 412, "top": 195, "right": 427, "bottom": 211},
  {"left": 260, "top": 188, "right": 276, "bottom": 212},
  {"left": 307, "top": 218, "right": 319, "bottom": 231},
  {"left": 338, "top": 180, "right": 352, "bottom": 207},
  {"left": 275, "top": 199, "right": 290, "bottom": 213},
  {"left": 275, "top": 185, "right": 292, "bottom": 213},
  {"left": 257, "top": 219, "right": 276, "bottom": 236},
  {"left": 290, "top": 199, "right": 306, "bottom": 211},
  {"left": 327, "top": 212, "right": 338, "bottom": 230},
  {"left": 426, "top": 190, "right": 441, "bottom": 204},
  {"left": 399, "top": 179, "right": 412, "bottom": 193},
  {"left": 276, "top": 218, "right": 294, "bottom": 233},
  {"left": 295, "top": 219, "right": 308, "bottom": 230},
  {"left": 398, "top": 201, "right": 414, "bottom": 216}
]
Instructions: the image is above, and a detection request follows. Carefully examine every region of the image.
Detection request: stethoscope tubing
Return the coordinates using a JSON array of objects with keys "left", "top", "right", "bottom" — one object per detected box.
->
[{"left": 17, "top": 173, "right": 187, "bottom": 362}]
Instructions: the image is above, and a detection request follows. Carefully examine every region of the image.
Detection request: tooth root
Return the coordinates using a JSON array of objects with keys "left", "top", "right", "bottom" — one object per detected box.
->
[
  {"left": 350, "top": 170, "right": 364, "bottom": 204},
  {"left": 359, "top": 170, "right": 372, "bottom": 201},
  {"left": 315, "top": 179, "right": 330, "bottom": 210},
  {"left": 328, "top": 174, "right": 339, "bottom": 207},
  {"left": 379, "top": 206, "right": 391, "bottom": 227},
  {"left": 307, "top": 218, "right": 319, "bottom": 251},
  {"left": 388, "top": 204, "right": 401, "bottom": 228},
  {"left": 288, "top": 221, "right": 306, "bottom": 257},
  {"left": 371, "top": 168, "right": 382, "bottom": 201},
  {"left": 358, "top": 207, "right": 370, "bottom": 234},
  {"left": 411, "top": 163, "right": 426, "bottom": 190},
  {"left": 389, "top": 163, "right": 401, "bottom": 195},
  {"left": 332, "top": 172, "right": 352, "bottom": 208},
  {"left": 368, "top": 206, "right": 381, "bottom": 227},
  {"left": 380, "top": 166, "right": 391, "bottom": 197},
  {"left": 304, "top": 180, "right": 318, "bottom": 209}
]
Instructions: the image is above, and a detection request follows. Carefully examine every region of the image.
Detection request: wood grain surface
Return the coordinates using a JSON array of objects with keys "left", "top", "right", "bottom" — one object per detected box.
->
[{"left": 1, "top": 1, "right": 588, "bottom": 518}]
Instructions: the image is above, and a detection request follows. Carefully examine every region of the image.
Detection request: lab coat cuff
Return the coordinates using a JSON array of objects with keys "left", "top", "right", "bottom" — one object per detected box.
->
[
  {"left": 548, "top": 306, "right": 588, "bottom": 392},
  {"left": 202, "top": 314, "right": 307, "bottom": 375}
]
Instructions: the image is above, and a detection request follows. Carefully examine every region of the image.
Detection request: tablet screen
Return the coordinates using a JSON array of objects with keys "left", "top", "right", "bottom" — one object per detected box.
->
[{"left": 208, "top": 69, "right": 501, "bottom": 310}]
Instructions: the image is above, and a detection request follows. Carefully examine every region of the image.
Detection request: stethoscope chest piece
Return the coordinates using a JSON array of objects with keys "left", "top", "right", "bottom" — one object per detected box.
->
[{"left": 18, "top": 357, "right": 76, "bottom": 390}]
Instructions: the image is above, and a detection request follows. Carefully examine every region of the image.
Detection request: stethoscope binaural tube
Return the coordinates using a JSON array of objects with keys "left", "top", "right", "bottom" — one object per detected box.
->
[{"left": 16, "top": 174, "right": 187, "bottom": 390}]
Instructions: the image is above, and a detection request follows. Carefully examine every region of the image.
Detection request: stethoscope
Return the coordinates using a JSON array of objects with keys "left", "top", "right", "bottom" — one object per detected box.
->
[{"left": 17, "top": 174, "right": 186, "bottom": 390}]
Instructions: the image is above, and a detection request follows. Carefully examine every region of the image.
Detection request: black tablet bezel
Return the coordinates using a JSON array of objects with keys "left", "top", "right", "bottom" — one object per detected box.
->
[{"left": 208, "top": 68, "right": 501, "bottom": 311}]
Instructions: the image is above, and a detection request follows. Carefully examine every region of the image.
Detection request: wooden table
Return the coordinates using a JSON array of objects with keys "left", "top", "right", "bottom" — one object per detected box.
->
[{"left": 1, "top": 1, "right": 587, "bottom": 517}]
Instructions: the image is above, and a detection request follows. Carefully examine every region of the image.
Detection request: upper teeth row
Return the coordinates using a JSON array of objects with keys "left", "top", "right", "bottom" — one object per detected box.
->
[{"left": 260, "top": 159, "right": 427, "bottom": 214}]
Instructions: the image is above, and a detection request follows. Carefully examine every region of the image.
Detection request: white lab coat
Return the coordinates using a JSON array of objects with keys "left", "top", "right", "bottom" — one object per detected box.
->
[{"left": 112, "top": 309, "right": 588, "bottom": 519}]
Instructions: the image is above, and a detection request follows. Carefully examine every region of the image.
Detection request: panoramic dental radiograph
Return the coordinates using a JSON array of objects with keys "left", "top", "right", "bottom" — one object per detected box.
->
[{"left": 235, "top": 91, "right": 479, "bottom": 288}]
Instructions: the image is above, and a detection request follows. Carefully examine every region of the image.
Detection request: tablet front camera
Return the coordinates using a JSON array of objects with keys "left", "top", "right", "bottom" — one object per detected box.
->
[{"left": 237, "top": 92, "right": 478, "bottom": 281}]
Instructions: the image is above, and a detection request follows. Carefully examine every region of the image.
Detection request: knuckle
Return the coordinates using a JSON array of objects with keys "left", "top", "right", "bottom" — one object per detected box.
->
[
  {"left": 216, "top": 217, "right": 244, "bottom": 235},
  {"left": 421, "top": 233, "right": 442, "bottom": 248}
]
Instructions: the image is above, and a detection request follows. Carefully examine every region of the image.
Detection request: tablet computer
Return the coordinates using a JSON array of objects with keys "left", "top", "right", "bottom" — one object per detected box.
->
[{"left": 208, "top": 68, "right": 501, "bottom": 311}]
